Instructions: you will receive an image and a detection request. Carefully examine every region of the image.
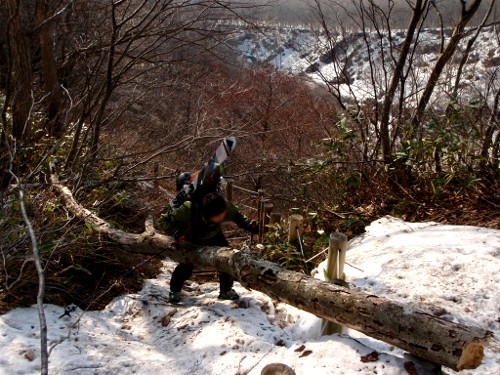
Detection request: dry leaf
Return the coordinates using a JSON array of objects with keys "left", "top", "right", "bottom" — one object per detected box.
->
[
  {"left": 360, "top": 351, "right": 379, "bottom": 363},
  {"left": 294, "top": 345, "right": 306, "bottom": 352},
  {"left": 161, "top": 315, "right": 171, "bottom": 327},
  {"left": 299, "top": 350, "right": 312, "bottom": 358},
  {"left": 404, "top": 361, "right": 418, "bottom": 375}
]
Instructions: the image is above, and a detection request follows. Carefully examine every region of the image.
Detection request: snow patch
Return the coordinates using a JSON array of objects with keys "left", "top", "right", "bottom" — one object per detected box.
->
[{"left": 1, "top": 217, "right": 499, "bottom": 374}]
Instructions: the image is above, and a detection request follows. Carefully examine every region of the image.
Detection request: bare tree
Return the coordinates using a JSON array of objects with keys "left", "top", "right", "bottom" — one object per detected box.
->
[
  {"left": 480, "top": 82, "right": 500, "bottom": 169},
  {"left": 4, "top": 0, "right": 33, "bottom": 142},
  {"left": 37, "top": 0, "right": 65, "bottom": 137},
  {"left": 379, "top": 0, "right": 430, "bottom": 162},
  {"left": 6, "top": 131, "right": 49, "bottom": 374},
  {"left": 410, "top": 0, "right": 484, "bottom": 131}
]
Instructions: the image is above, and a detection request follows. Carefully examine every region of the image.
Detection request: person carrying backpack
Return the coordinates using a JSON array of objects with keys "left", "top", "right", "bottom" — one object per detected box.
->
[{"left": 159, "top": 191, "right": 258, "bottom": 303}]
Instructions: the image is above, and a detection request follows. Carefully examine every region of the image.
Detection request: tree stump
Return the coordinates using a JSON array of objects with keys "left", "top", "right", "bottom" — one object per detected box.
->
[{"left": 261, "top": 363, "right": 296, "bottom": 375}]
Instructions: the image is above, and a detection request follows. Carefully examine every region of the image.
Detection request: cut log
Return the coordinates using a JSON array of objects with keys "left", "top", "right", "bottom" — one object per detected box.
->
[{"left": 51, "top": 179, "right": 493, "bottom": 371}]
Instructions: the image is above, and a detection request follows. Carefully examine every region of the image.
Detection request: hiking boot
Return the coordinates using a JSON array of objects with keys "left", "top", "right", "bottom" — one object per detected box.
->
[
  {"left": 169, "top": 291, "right": 181, "bottom": 304},
  {"left": 218, "top": 289, "right": 239, "bottom": 301}
]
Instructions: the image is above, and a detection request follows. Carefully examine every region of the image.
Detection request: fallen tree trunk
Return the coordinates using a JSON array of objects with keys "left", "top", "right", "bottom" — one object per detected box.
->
[{"left": 52, "top": 179, "right": 493, "bottom": 371}]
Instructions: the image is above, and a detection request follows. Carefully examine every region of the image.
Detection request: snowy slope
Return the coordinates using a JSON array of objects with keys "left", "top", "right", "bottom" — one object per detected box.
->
[
  {"left": 230, "top": 26, "right": 500, "bottom": 103},
  {"left": 313, "top": 216, "right": 500, "bottom": 375},
  {"left": 1, "top": 217, "right": 499, "bottom": 375}
]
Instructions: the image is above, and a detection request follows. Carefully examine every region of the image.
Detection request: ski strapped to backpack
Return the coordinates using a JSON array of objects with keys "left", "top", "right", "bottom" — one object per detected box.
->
[
  {"left": 169, "top": 136, "right": 237, "bottom": 209},
  {"left": 67, "top": 137, "right": 238, "bottom": 313}
]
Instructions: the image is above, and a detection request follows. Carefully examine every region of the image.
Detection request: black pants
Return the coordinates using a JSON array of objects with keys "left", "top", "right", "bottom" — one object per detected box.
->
[{"left": 170, "top": 232, "right": 233, "bottom": 293}]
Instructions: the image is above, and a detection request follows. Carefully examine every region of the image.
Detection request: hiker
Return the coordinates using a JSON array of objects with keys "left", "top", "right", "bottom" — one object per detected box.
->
[{"left": 159, "top": 191, "right": 258, "bottom": 303}]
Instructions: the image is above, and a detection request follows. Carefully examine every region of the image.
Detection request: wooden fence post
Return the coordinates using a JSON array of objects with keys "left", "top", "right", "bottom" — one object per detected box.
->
[
  {"left": 256, "top": 190, "right": 266, "bottom": 242},
  {"left": 264, "top": 203, "right": 273, "bottom": 227},
  {"left": 337, "top": 235, "right": 348, "bottom": 280},
  {"left": 288, "top": 214, "right": 304, "bottom": 243},
  {"left": 270, "top": 212, "right": 281, "bottom": 225},
  {"left": 258, "top": 199, "right": 269, "bottom": 241},
  {"left": 256, "top": 189, "right": 263, "bottom": 225},
  {"left": 325, "top": 232, "right": 348, "bottom": 280},
  {"left": 321, "top": 232, "right": 348, "bottom": 336}
]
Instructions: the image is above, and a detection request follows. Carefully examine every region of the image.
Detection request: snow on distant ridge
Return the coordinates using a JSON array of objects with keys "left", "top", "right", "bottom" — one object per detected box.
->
[
  {"left": 0, "top": 217, "right": 499, "bottom": 374},
  {"left": 229, "top": 26, "right": 500, "bottom": 103}
]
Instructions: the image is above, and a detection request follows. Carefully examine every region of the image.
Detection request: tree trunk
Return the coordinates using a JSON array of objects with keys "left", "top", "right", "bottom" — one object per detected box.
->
[
  {"left": 37, "top": 0, "right": 64, "bottom": 137},
  {"left": 379, "top": 0, "right": 427, "bottom": 163},
  {"left": 6, "top": 0, "right": 33, "bottom": 142},
  {"left": 480, "top": 86, "right": 500, "bottom": 170},
  {"left": 410, "top": 0, "right": 483, "bottom": 131},
  {"left": 51, "top": 178, "right": 493, "bottom": 371},
  {"left": 449, "top": 0, "right": 495, "bottom": 105},
  {"left": 89, "top": 1, "right": 117, "bottom": 158},
  {"left": 491, "top": 131, "right": 500, "bottom": 167}
]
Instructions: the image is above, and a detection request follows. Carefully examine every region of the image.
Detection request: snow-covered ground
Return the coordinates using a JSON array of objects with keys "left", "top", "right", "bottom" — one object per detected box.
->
[{"left": 1, "top": 217, "right": 499, "bottom": 375}]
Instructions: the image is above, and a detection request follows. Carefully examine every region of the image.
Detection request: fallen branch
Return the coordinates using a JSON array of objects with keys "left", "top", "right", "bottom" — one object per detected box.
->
[{"left": 51, "top": 177, "right": 493, "bottom": 371}]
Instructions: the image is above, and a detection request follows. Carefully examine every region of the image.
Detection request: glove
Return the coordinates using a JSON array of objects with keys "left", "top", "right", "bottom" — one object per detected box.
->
[
  {"left": 173, "top": 230, "right": 187, "bottom": 248},
  {"left": 246, "top": 220, "right": 259, "bottom": 234},
  {"left": 173, "top": 230, "right": 185, "bottom": 241}
]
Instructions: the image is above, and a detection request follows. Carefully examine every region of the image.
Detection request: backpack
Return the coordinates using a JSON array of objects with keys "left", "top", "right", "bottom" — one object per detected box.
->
[
  {"left": 169, "top": 137, "right": 236, "bottom": 210},
  {"left": 171, "top": 171, "right": 223, "bottom": 210}
]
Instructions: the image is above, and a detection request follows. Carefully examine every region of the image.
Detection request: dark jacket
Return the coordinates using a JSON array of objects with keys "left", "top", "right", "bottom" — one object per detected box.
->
[{"left": 159, "top": 201, "right": 251, "bottom": 244}]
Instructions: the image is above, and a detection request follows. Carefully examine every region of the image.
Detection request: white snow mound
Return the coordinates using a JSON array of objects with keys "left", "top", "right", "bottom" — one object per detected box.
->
[{"left": 1, "top": 216, "right": 499, "bottom": 375}]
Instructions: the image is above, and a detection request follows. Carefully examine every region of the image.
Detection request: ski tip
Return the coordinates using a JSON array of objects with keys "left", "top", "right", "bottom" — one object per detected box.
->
[{"left": 225, "top": 136, "right": 237, "bottom": 151}]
